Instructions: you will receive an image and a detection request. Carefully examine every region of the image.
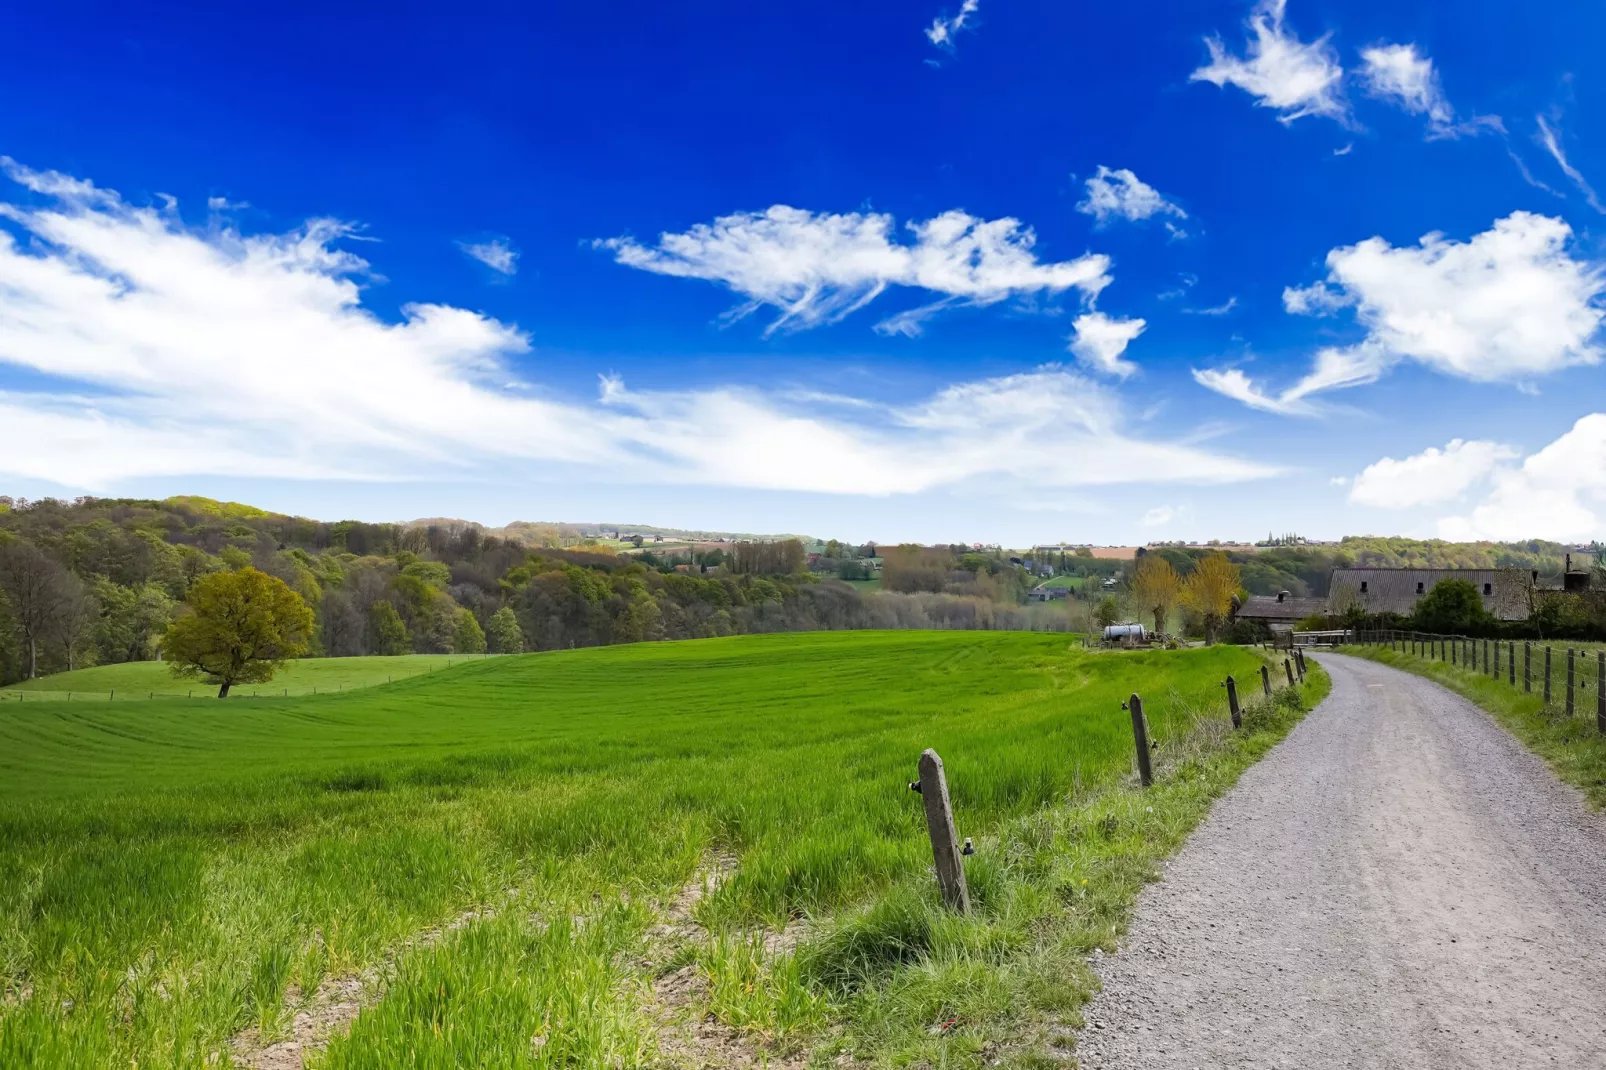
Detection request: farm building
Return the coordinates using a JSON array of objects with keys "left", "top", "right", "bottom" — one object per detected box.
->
[
  {"left": 1327, "top": 567, "right": 1532, "bottom": 621},
  {"left": 1027, "top": 584, "right": 1069, "bottom": 602},
  {"left": 1234, "top": 590, "right": 1328, "bottom": 634}
]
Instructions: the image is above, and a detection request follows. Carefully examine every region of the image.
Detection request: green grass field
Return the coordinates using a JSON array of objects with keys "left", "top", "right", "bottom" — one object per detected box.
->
[
  {"left": 0, "top": 631, "right": 1313, "bottom": 1068},
  {"left": 0, "top": 654, "right": 491, "bottom": 702}
]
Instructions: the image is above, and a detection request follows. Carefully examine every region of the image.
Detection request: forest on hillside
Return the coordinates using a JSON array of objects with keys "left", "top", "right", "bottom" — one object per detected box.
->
[{"left": 0, "top": 497, "right": 1070, "bottom": 684}]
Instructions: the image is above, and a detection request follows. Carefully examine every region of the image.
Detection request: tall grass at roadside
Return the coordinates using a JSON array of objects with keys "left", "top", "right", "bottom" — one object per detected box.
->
[{"left": 0, "top": 632, "right": 1302, "bottom": 1067}]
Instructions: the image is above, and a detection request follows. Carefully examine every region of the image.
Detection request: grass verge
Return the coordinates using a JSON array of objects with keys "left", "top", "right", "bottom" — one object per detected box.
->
[
  {"left": 1339, "top": 644, "right": 1606, "bottom": 809},
  {"left": 808, "top": 651, "right": 1329, "bottom": 1068}
]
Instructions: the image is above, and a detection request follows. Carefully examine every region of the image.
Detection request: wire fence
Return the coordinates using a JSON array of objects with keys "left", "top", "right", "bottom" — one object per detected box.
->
[{"left": 1348, "top": 628, "right": 1606, "bottom": 734}]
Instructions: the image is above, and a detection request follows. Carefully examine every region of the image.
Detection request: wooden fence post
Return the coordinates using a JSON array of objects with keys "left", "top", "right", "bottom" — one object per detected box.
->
[
  {"left": 1451, "top": 639, "right": 1457, "bottom": 666},
  {"left": 1260, "top": 665, "right": 1272, "bottom": 697},
  {"left": 1225, "top": 676, "right": 1241, "bottom": 730},
  {"left": 1567, "top": 649, "right": 1576, "bottom": 717},
  {"left": 1524, "top": 643, "right": 1531, "bottom": 693},
  {"left": 1544, "top": 647, "right": 1552, "bottom": 706},
  {"left": 1493, "top": 641, "right": 1500, "bottom": 678},
  {"left": 912, "top": 749, "right": 970, "bottom": 913},
  {"left": 1284, "top": 659, "right": 1295, "bottom": 687},
  {"left": 1598, "top": 652, "right": 1605, "bottom": 734},
  {"left": 1126, "top": 694, "right": 1153, "bottom": 788},
  {"left": 1508, "top": 642, "right": 1515, "bottom": 686}
]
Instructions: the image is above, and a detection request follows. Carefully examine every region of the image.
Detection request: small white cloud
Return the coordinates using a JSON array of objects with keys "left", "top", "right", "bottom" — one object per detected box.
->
[
  {"left": 1328, "top": 475, "right": 1349, "bottom": 486},
  {"left": 1437, "top": 415, "right": 1606, "bottom": 541},
  {"left": 1069, "top": 312, "right": 1145, "bottom": 378},
  {"left": 1190, "top": 0, "right": 1347, "bottom": 126},
  {"left": 1348, "top": 438, "right": 1519, "bottom": 508},
  {"left": 1359, "top": 43, "right": 1499, "bottom": 140},
  {"left": 599, "top": 205, "right": 1110, "bottom": 336},
  {"left": 1282, "top": 281, "right": 1349, "bottom": 315},
  {"left": 1333, "top": 142, "right": 1354, "bottom": 156},
  {"left": 1191, "top": 366, "right": 1316, "bottom": 416},
  {"left": 925, "top": 0, "right": 980, "bottom": 50},
  {"left": 1141, "top": 505, "right": 1178, "bottom": 527},
  {"left": 1184, "top": 296, "right": 1238, "bottom": 316},
  {"left": 1536, "top": 115, "right": 1605, "bottom": 215},
  {"left": 1210, "top": 211, "right": 1606, "bottom": 414},
  {"left": 459, "top": 237, "right": 519, "bottom": 275},
  {"left": 1358, "top": 43, "right": 1449, "bottom": 124},
  {"left": 1076, "top": 166, "right": 1187, "bottom": 226}
]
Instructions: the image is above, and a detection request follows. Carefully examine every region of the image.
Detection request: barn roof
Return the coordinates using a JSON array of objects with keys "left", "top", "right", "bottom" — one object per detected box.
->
[
  {"left": 1328, "top": 567, "right": 1529, "bottom": 621},
  {"left": 1237, "top": 593, "right": 1328, "bottom": 621}
]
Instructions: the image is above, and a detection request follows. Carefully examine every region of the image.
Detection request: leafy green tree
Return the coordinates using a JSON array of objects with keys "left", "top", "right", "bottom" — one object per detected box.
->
[
  {"left": 162, "top": 567, "right": 314, "bottom": 697},
  {"left": 486, "top": 606, "right": 524, "bottom": 653},
  {"left": 1094, "top": 596, "right": 1120, "bottom": 630},
  {"left": 453, "top": 608, "right": 487, "bottom": 654},
  {"left": 1412, "top": 579, "right": 1491, "bottom": 634},
  {"left": 369, "top": 600, "right": 410, "bottom": 656}
]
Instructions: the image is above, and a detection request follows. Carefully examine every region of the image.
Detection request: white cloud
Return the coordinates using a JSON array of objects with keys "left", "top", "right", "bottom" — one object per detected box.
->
[
  {"left": 1348, "top": 438, "right": 1519, "bottom": 508},
  {"left": 0, "top": 159, "right": 1275, "bottom": 498},
  {"left": 1205, "top": 212, "right": 1606, "bottom": 414},
  {"left": 1190, "top": 0, "right": 1347, "bottom": 125},
  {"left": 1184, "top": 296, "right": 1238, "bottom": 316},
  {"left": 1069, "top": 312, "right": 1145, "bottom": 378},
  {"left": 1140, "top": 505, "right": 1178, "bottom": 527},
  {"left": 1536, "top": 115, "right": 1605, "bottom": 215},
  {"left": 1076, "top": 166, "right": 1187, "bottom": 227},
  {"left": 459, "top": 237, "right": 519, "bottom": 275},
  {"left": 925, "top": 0, "right": 980, "bottom": 49},
  {"left": 1281, "top": 280, "right": 1348, "bottom": 315},
  {"left": 1359, "top": 43, "right": 1500, "bottom": 140},
  {"left": 1358, "top": 43, "right": 1448, "bottom": 123},
  {"left": 1433, "top": 416, "right": 1606, "bottom": 541},
  {"left": 1190, "top": 367, "right": 1315, "bottom": 416},
  {"left": 599, "top": 205, "right": 1110, "bottom": 336}
]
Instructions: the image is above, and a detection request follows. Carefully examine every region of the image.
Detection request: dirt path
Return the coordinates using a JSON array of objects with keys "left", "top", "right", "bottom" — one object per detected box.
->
[{"left": 1074, "top": 652, "right": 1606, "bottom": 1069}]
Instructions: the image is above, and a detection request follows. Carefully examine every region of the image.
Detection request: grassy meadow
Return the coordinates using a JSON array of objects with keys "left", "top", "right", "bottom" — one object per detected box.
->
[
  {"left": 0, "top": 654, "right": 491, "bottom": 702},
  {"left": 0, "top": 631, "right": 1317, "bottom": 1068}
]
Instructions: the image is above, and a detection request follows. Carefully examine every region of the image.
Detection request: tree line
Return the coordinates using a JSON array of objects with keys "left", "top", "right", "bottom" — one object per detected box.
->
[{"left": 0, "top": 497, "right": 1079, "bottom": 685}]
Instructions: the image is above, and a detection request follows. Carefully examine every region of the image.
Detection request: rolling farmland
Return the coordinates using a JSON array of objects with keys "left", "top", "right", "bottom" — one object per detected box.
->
[{"left": 0, "top": 631, "right": 1309, "bottom": 1067}]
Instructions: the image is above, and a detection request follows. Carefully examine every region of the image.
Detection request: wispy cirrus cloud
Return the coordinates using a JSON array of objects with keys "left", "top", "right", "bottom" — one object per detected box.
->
[
  {"left": 459, "top": 236, "right": 519, "bottom": 275},
  {"left": 597, "top": 205, "right": 1110, "bottom": 337},
  {"left": 1536, "top": 114, "right": 1606, "bottom": 214},
  {"left": 1190, "top": 0, "right": 1348, "bottom": 126},
  {"left": 1197, "top": 212, "right": 1606, "bottom": 414},
  {"left": 0, "top": 160, "right": 1275, "bottom": 498},
  {"left": 925, "top": 0, "right": 980, "bottom": 51},
  {"left": 1357, "top": 42, "right": 1499, "bottom": 139}
]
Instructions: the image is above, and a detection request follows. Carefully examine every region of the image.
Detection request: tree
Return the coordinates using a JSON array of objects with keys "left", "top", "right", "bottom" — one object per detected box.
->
[
  {"left": 1094, "top": 595, "right": 1121, "bottom": 630},
  {"left": 0, "top": 541, "right": 73, "bottom": 679},
  {"left": 369, "top": 600, "right": 410, "bottom": 656},
  {"left": 1412, "top": 579, "right": 1490, "bottom": 635},
  {"left": 1130, "top": 556, "right": 1182, "bottom": 636},
  {"left": 486, "top": 606, "right": 524, "bottom": 653},
  {"left": 52, "top": 575, "right": 98, "bottom": 672},
  {"left": 1181, "top": 552, "right": 1240, "bottom": 644},
  {"left": 453, "top": 608, "right": 487, "bottom": 654},
  {"left": 162, "top": 567, "right": 314, "bottom": 697}
]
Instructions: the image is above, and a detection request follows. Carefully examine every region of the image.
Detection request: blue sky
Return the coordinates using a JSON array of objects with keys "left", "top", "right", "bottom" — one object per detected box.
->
[{"left": 3, "top": 0, "right": 1605, "bottom": 545}]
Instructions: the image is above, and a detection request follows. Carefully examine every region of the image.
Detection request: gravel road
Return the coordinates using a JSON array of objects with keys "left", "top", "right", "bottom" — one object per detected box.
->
[{"left": 1074, "top": 652, "right": 1606, "bottom": 1069}]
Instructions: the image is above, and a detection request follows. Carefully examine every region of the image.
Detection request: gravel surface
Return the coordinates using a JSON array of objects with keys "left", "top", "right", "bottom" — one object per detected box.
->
[{"left": 1074, "top": 652, "right": 1606, "bottom": 1069}]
